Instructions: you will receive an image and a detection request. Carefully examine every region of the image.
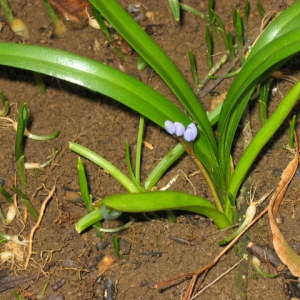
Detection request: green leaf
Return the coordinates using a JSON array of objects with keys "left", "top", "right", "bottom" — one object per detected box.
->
[
  {"left": 77, "top": 157, "right": 94, "bottom": 212},
  {"left": 15, "top": 103, "right": 28, "bottom": 161},
  {"left": 90, "top": 0, "right": 221, "bottom": 191},
  {"left": 0, "top": 43, "right": 187, "bottom": 129},
  {"left": 103, "top": 191, "right": 231, "bottom": 229},
  {"left": 70, "top": 142, "right": 139, "bottom": 193},
  {"left": 227, "top": 80, "right": 300, "bottom": 204},
  {"left": 218, "top": 2, "right": 300, "bottom": 188},
  {"left": 168, "top": 0, "right": 180, "bottom": 21},
  {"left": 75, "top": 209, "right": 103, "bottom": 233}
]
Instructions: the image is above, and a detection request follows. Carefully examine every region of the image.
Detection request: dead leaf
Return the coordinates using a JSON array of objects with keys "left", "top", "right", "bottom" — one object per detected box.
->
[
  {"left": 50, "top": 0, "right": 91, "bottom": 28},
  {"left": 268, "top": 134, "right": 300, "bottom": 277},
  {"left": 97, "top": 255, "right": 115, "bottom": 276}
]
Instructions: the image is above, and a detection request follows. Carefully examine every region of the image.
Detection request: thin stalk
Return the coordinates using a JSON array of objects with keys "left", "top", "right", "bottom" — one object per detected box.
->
[
  {"left": 15, "top": 103, "right": 28, "bottom": 187},
  {"left": 256, "top": 0, "right": 265, "bottom": 19},
  {"left": 289, "top": 115, "right": 296, "bottom": 149},
  {"left": 135, "top": 116, "right": 144, "bottom": 184},
  {"left": 180, "top": 139, "right": 223, "bottom": 213},
  {"left": 77, "top": 157, "right": 93, "bottom": 212},
  {"left": 15, "top": 103, "right": 27, "bottom": 162},
  {"left": 227, "top": 32, "right": 235, "bottom": 62},
  {"left": 258, "top": 78, "right": 270, "bottom": 126},
  {"left": 75, "top": 209, "right": 103, "bottom": 233},
  {"left": 33, "top": 72, "right": 46, "bottom": 95},
  {"left": 180, "top": 3, "right": 209, "bottom": 22},
  {"left": 210, "top": 10, "right": 228, "bottom": 50},
  {"left": 0, "top": 185, "right": 13, "bottom": 203},
  {"left": 91, "top": 5, "right": 111, "bottom": 41},
  {"left": 113, "top": 234, "right": 123, "bottom": 259},
  {"left": 145, "top": 143, "right": 185, "bottom": 191},
  {"left": 69, "top": 142, "right": 140, "bottom": 193},
  {"left": 233, "top": 9, "right": 244, "bottom": 54},
  {"left": 99, "top": 217, "right": 135, "bottom": 233},
  {"left": 168, "top": 0, "right": 180, "bottom": 22},
  {"left": 188, "top": 50, "right": 199, "bottom": 87},
  {"left": 125, "top": 143, "right": 144, "bottom": 191},
  {"left": 12, "top": 187, "right": 39, "bottom": 221},
  {"left": 42, "top": 0, "right": 66, "bottom": 35},
  {"left": 243, "top": 0, "right": 250, "bottom": 31},
  {"left": 0, "top": 0, "right": 14, "bottom": 24}
]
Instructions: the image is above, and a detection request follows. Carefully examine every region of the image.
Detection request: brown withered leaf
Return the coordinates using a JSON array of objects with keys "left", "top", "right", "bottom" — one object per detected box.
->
[
  {"left": 50, "top": 0, "right": 91, "bottom": 28},
  {"left": 268, "top": 136, "right": 300, "bottom": 277},
  {"left": 97, "top": 255, "right": 115, "bottom": 277}
]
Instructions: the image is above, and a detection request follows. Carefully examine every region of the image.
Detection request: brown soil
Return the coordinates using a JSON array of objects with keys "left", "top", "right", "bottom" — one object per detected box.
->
[{"left": 0, "top": 0, "right": 300, "bottom": 299}]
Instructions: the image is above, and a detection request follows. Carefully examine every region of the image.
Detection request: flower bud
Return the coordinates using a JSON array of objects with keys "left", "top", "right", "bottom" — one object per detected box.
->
[
  {"left": 174, "top": 122, "right": 185, "bottom": 137},
  {"left": 164, "top": 120, "right": 175, "bottom": 135},
  {"left": 183, "top": 123, "right": 198, "bottom": 142}
]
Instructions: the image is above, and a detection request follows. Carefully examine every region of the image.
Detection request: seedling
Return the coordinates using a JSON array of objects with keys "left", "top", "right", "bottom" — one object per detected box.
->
[
  {"left": 10, "top": 103, "right": 60, "bottom": 187},
  {"left": 0, "top": 0, "right": 29, "bottom": 39},
  {"left": 15, "top": 103, "right": 28, "bottom": 187},
  {"left": 42, "top": 0, "right": 67, "bottom": 35}
]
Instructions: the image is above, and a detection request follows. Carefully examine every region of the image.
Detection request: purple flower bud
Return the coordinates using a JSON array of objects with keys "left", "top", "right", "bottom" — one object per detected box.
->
[
  {"left": 164, "top": 120, "right": 175, "bottom": 135},
  {"left": 174, "top": 122, "right": 185, "bottom": 137},
  {"left": 183, "top": 123, "right": 198, "bottom": 142}
]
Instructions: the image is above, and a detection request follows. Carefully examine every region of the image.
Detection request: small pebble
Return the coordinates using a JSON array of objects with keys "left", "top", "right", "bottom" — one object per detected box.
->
[
  {"left": 63, "top": 258, "right": 77, "bottom": 268},
  {"left": 272, "top": 168, "right": 282, "bottom": 177},
  {"left": 95, "top": 275, "right": 103, "bottom": 284},
  {"left": 52, "top": 278, "right": 66, "bottom": 291},
  {"left": 103, "top": 278, "right": 116, "bottom": 300}
]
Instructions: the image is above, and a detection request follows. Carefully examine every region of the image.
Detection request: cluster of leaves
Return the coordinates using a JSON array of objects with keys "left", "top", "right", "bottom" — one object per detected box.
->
[{"left": 0, "top": 1, "right": 299, "bottom": 237}]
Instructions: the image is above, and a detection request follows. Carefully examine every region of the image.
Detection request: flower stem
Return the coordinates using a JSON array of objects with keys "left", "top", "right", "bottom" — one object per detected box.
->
[{"left": 180, "top": 139, "right": 224, "bottom": 213}]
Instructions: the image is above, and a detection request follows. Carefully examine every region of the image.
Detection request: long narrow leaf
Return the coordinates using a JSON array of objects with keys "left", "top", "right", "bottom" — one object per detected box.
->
[
  {"left": 70, "top": 142, "right": 140, "bottom": 193},
  {"left": 218, "top": 24, "right": 300, "bottom": 187},
  {"left": 0, "top": 41, "right": 224, "bottom": 198},
  {"left": 103, "top": 191, "right": 231, "bottom": 229},
  {"left": 89, "top": 0, "right": 222, "bottom": 189},
  {"left": 0, "top": 43, "right": 187, "bottom": 128},
  {"left": 90, "top": 0, "right": 214, "bottom": 145},
  {"left": 227, "top": 81, "right": 300, "bottom": 204}
]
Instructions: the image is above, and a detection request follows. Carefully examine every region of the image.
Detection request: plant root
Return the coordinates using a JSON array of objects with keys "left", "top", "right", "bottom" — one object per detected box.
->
[{"left": 24, "top": 184, "right": 56, "bottom": 269}]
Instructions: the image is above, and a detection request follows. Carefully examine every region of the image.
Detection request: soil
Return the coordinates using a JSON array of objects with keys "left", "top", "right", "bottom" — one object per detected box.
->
[{"left": 0, "top": 0, "right": 300, "bottom": 299}]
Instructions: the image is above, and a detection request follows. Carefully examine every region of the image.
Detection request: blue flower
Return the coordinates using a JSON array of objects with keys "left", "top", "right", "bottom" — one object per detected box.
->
[
  {"left": 165, "top": 120, "right": 198, "bottom": 142},
  {"left": 183, "top": 123, "right": 198, "bottom": 142},
  {"left": 174, "top": 122, "right": 185, "bottom": 137},
  {"left": 164, "top": 120, "right": 176, "bottom": 135}
]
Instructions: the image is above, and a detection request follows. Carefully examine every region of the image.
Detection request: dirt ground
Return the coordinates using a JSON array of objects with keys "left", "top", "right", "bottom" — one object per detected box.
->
[{"left": 0, "top": 0, "right": 300, "bottom": 299}]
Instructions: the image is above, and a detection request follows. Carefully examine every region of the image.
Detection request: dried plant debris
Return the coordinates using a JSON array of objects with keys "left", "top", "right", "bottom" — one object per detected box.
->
[
  {"left": 248, "top": 242, "right": 300, "bottom": 299},
  {"left": 267, "top": 142, "right": 300, "bottom": 278}
]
